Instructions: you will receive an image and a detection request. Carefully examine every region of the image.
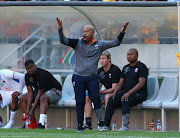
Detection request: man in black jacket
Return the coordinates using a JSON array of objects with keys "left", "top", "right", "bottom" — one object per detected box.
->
[{"left": 103, "top": 48, "right": 148, "bottom": 131}]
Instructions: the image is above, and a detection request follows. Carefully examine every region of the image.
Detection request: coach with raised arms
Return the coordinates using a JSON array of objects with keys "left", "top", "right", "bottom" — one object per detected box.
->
[{"left": 56, "top": 18, "right": 129, "bottom": 132}]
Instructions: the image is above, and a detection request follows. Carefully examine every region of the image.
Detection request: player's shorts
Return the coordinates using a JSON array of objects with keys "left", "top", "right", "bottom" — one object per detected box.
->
[
  {"left": 0, "top": 90, "right": 14, "bottom": 108},
  {"left": 44, "top": 88, "right": 62, "bottom": 104},
  {"left": 33, "top": 88, "right": 62, "bottom": 104}
]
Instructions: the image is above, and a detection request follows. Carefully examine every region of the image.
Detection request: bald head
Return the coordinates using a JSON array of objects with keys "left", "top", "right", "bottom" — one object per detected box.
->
[
  {"left": 84, "top": 25, "right": 94, "bottom": 34},
  {"left": 127, "top": 48, "right": 139, "bottom": 64},
  {"left": 83, "top": 25, "right": 95, "bottom": 44},
  {"left": 128, "top": 48, "right": 138, "bottom": 56}
]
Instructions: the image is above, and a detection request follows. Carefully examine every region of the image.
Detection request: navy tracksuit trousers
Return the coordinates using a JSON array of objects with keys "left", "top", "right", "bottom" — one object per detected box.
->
[{"left": 72, "top": 74, "right": 102, "bottom": 125}]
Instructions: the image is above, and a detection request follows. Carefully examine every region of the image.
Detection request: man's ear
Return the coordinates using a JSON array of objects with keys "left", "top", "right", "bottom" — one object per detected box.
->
[{"left": 92, "top": 31, "right": 95, "bottom": 36}]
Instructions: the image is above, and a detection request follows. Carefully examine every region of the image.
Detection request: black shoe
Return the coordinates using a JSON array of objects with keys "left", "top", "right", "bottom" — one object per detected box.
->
[
  {"left": 84, "top": 124, "right": 92, "bottom": 130},
  {"left": 98, "top": 120, "right": 105, "bottom": 131},
  {"left": 103, "top": 126, "right": 111, "bottom": 130},
  {"left": 98, "top": 120, "right": 104, "bottom": 127},
  {"left": 77, "top": 124, "right": 85, "bottom": 132},
  {"left": 36, "top": 123, "right": 45, "bottom": 129},
  {"left": 20, "top": 124, "right": 25, "bottom": 129}
]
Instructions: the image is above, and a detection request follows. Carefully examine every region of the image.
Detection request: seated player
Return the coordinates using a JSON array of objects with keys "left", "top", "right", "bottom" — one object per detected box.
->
[
  {"left": 20, "top": 60, "right": 62, "bottom": 129},
  {"left": 0, "top": 69, "right": 26, "bottom": 128}
]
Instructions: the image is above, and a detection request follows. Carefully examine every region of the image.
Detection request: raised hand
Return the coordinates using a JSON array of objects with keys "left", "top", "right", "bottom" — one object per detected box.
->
[
  {"left": 56, "top": 17, "right": 63, "bottom": 29},
  {"left": 121, "top": 22, "right": 129, "bottom": 33}
]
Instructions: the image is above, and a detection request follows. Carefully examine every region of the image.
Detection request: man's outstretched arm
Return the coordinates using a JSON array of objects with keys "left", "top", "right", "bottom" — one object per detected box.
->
[
  {"left": 29, "top": 89, "right": 44, "bottom": 121},
  {"left": 56, "top": 18, "right": 63, "bottom": 29},
  {"left": 121, "top": 22, "right": 129, "bottom": 33},
  {"left": 117, "top": 21, "right": 129, "bottom": 41},
  {"left": 56, "top": 18, "right": 78, "bottom": 48},
  {"left": 102, "top": 22, "right": 129, "bottom": 50}
]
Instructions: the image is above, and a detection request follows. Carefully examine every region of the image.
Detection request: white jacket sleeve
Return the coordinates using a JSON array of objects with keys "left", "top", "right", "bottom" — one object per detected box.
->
[{"left": 13, "top": 72, "right": 25, "bottom": 94}]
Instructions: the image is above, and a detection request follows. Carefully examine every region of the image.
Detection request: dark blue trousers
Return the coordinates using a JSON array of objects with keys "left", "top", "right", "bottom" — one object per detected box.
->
[{"left": 72, "top": 74, "right": 102, "bottom": 125}]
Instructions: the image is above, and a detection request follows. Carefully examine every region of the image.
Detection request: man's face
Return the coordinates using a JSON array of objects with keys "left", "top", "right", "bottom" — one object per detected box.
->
[
  {"left": 82, "top": 26, "right": 94, "bottom": 42},
  {"left": 99, "top": 55, "right": 110, "bottom": 67},
  {"left": 127, "top": 50, "right": 138, "bottom": 63},
  {"left": 25, "top": 63, "right": 37, "bottom": 76}
]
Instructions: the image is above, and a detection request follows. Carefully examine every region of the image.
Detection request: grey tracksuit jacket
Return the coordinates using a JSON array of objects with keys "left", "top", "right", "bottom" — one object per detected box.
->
[{"left": 58, "top": 28, "right": 125, "bottom": 76}]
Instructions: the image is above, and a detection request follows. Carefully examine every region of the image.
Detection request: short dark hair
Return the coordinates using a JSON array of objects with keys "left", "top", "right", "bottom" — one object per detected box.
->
[
  {"left": 25, "top": 60, "right": 35, "bottom": 67},
  {"left": 129, "top": 48, "right": 138, "bottom": 55}
]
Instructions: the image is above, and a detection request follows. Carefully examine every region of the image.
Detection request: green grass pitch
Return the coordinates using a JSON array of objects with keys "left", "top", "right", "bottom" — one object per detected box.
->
[{"left": 0, "top": 129, "right": 180, "bottom": 138}]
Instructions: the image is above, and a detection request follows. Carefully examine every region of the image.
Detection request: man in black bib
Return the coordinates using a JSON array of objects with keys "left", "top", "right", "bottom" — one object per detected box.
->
[
  {"left": 103, "top": 48, "right": 148, "bottom": 131},
  {"left": 20, "top": 60, "right": 62, "bottom": 129},
  {"left": 85, "top": 51, "right": 121, "bottom": 129}
]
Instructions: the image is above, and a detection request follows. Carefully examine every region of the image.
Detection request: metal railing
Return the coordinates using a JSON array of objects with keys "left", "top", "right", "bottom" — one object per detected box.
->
[{"left": 0, "top": 25, "right": 47, "bottom": 70}]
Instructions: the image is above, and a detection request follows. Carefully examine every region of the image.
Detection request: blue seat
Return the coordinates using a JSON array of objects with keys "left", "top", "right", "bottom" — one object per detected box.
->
[
  {"left": 142, "top": 76, "right": 178, "bottom": 109},
  {"left": 53, "top": 74, "right": 62, "bottom": 86},
  {"left": 137, "top": 76, "right": 159, "bottom": 108},
  {"left": 162, "top": 96, "right": 178, "bottom": 109},
  {"left": 161, "top": 96, "right": 179, "bottom": 131},
  {"left": 56, "top": 75, "right": 75, "bottom": 107},
  {"left": 146, "top": 76, "right": 159, "bottom": 101}
]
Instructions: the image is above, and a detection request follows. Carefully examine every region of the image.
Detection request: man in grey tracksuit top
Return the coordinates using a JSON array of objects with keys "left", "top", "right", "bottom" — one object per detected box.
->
[{"left": 56, "top": 18, "right": 129, "bottom": 132}]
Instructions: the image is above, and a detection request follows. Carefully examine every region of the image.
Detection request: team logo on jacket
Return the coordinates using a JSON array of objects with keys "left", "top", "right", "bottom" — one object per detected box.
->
[
  {"left": 99, "top": 71, "right": 105, "bottom": 79},
  {"left": 124, "top": 67, "right": 130, "bottom": 74},
  {"left": 135, "top": 68, "right": 138, "bottom": 73},
  {"left": 95, "top": 45, "right": 98, "bottom": 50},
  {"left": 109, "top": 73, "right": 111, "bottom": 78},
  {"left": 72, "top": 82, "right": 75, "bottom": 87}
]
